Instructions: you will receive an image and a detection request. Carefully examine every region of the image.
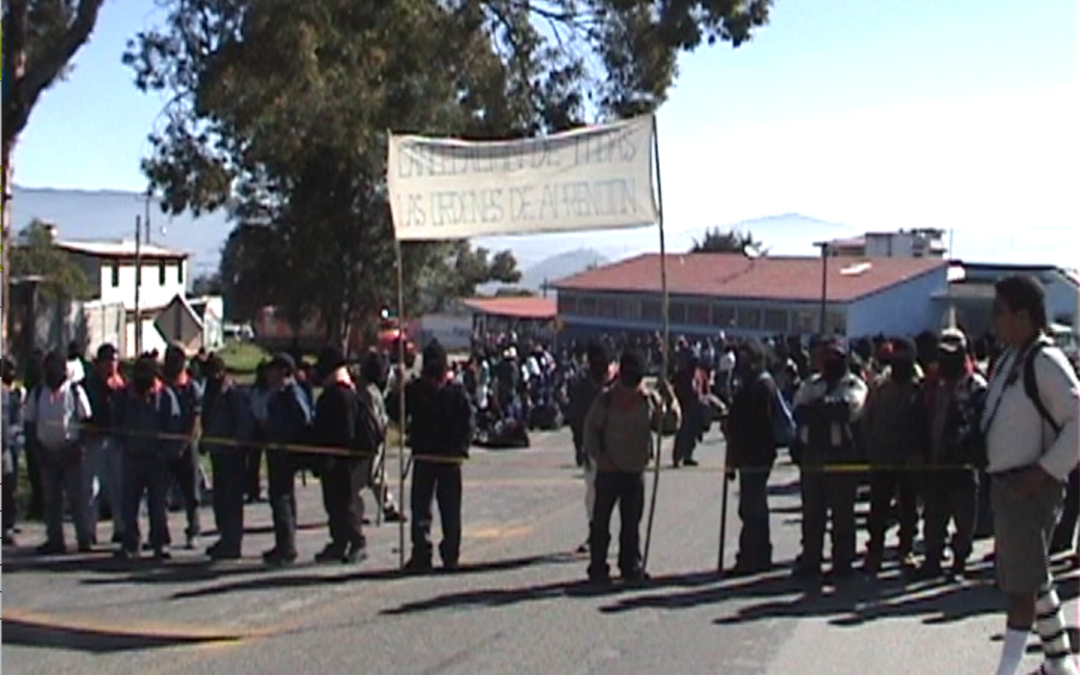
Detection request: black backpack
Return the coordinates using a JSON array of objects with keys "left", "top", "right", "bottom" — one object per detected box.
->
[{"left": 1023, "top": 339, "right": 1064, "bottom": 437}]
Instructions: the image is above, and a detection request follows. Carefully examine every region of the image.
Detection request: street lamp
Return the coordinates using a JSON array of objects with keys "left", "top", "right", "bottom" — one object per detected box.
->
[{"left": 814, "top": 241, "right": 831, "bottom": 337}]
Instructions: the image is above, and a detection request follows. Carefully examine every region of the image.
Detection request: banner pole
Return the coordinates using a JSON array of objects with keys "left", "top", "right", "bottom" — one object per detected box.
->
[
  {"left": 395, "top": 238, "right": 407, "bottom": 570},
  {"left": 642, "top": 113, "right": 669, "bottom": 574},
  {"left": 717, "top": 471, "right": 730, "bottom": 573}
]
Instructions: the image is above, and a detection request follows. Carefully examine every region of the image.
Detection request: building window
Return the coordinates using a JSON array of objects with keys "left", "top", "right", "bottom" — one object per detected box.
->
[
  {"left": 557, "top": 294, "right": 578, "bottom": 315},
  {"left": 158, "top": 261, "right": 167, "bottom": 286},
  {"left": 763, "top": 309, "right": 789, "bottom": 333},
  {"left": 615, "top": 299, "right": 639, "bottom": 321},
  {"left": 580, "top": 296, "right": 597, "bottom": 316},
  {"left": 110, "top": 262, "right": 120, "bottom": 287},
  {"left": 176, "top": 263, "right": 183, "bottom": 285},
  {"left": 827, "top": 311, "right": 847, "bottom": 335},
  {"left": 737, "top": 308, "right": 762, "bottom": 330},
  {"left": 669, "top": 302, "right": 687, "bottom": 324},
  {"left": 688, "top": 303, "right": 710, "bottom": 326},
  {"left": 641, "top": 299, "right": 662, "bottom": 322},
  {"left": 793, "top": 310, "right": 816, "bottom": 333},
  {"left": 711, "top": 305, "right": 736, "bottom": 328},
  {"left": 597, "top": 297, "right": 616, "bottom": 319}
]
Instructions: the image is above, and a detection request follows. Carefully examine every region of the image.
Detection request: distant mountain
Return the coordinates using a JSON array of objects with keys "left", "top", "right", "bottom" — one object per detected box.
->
[
  {"left": 10, "top": 185, "right": 1076, "bottom": 274},
  {"left": 520, "top": 249, "right": 609, "bottom": 289},
  {"left": 10, "top": 185, "right": 230, "bottom": 275}
]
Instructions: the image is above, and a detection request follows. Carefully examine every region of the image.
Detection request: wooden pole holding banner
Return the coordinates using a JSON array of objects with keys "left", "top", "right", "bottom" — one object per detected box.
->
[
  {"left": 717, "top": 469, "right": 730, "bottom": 573},
  {"left": 395, "top": 238, "right": 407, "bottom": 570},
  {"left": 642, "top": 114, "right": 670, "bottom": 574}
]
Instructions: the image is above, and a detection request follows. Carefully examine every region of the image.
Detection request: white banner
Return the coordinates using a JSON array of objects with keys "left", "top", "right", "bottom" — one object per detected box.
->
[{"left": 387, "top": 115, "right": 658, "bottom": 241}]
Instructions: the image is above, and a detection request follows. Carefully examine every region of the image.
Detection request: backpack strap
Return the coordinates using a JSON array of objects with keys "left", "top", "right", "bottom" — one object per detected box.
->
[{"left": 1023, "top": 339, "right": 1062, "bottom": 436}]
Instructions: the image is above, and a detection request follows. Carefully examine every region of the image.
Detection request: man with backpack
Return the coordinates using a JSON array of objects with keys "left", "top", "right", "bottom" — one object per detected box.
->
[
  {"left": 25, "top": 351, "right": 94, "bottom": 554},
  {"left": 983, "top": 275, "right": 1079, "bottom": 675},
  {"left": 724, "top": 338, "right": 790, "bottom": 576},
  {"left": 313, "top": 346, "right": 377, "bottom": 565},
  {"left": 566, "top": 342, "right": 614, "bottom": 552}
]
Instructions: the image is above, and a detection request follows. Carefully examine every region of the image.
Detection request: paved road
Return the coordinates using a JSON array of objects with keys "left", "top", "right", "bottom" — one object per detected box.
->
[{"left": 2, "top": 429, "right": 1077, "bottom": 675}]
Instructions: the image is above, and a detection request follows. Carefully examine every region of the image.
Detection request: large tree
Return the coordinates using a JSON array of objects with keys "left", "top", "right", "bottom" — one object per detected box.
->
[
  {"left": 10, "top": 219, "right": 94, "bottom": 302},
  {"left": 1, "top": 0, "right": 109, "bottom": 350},
  {"left": 691, "top": 227, "right": 765, "bottom": 254},
  {"left": 126, "top": 0, "right": 772, "bottom": 346}
]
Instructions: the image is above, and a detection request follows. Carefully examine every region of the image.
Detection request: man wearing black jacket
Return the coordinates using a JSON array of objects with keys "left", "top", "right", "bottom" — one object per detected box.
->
[
  {"left": 313, "top": 346, "right": 370, "bottom": 565},
  {"left": 724, "top": 339, "right": 778, "bottom": 575},
  {"left": 392, "top": 342, "right": 474, "bottom": 573}
]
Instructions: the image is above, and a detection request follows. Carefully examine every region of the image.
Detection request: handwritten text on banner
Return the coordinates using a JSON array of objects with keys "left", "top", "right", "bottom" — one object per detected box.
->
[{"left": 387, "top": 115, "right": 658, "bottom": 241}]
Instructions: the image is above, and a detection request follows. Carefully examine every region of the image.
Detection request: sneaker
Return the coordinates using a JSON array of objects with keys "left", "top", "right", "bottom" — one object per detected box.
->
[
  {"left": 207, "top": 543, "right": 242, "bottom": 561},
  {"left": 344, "top": 542, "right": 368, "bottom": 564},
  {"left": 683, "top": 459, "right": 699, "bottom": 467},
  {"left": 383, "top": 507, "right": 406, "bottom": 523},
  {"left": 35, "top": 542, "right": 66, "bottom": 555},
  {"left": 153, "top": 547, "right": 172, "bottom": 561},
  {"left": 314, "top": 544, "right": 346, "bottom": 564},
  {"left": 185, "top": 533, "right": 198, "bottom": 551},
  {"left": 263, "top": 548, "right": 297, "bottom": 566}
]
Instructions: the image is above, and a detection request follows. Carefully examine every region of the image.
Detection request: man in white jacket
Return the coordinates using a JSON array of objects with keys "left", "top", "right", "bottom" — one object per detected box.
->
[{"left": 983, "top": 275, "right": 1080, "bottom": 675}]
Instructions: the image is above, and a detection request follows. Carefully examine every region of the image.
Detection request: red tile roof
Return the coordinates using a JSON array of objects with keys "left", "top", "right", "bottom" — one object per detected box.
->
[
  {"left": 463, "top": 297, "right": 557, "bottom": 320},
  {"left": 552, "top": 254, "right": 947, "bottom": 303}
]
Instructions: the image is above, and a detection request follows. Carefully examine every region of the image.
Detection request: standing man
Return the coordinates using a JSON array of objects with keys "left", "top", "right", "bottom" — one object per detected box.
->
[
  {"left": 83, "top": 343, "right": 127, "bottom": 546},
  {"left": 983, "top": 275, "right": 1079, "bottom": 675},
  {"left": 917, "top": 328, "right": 986, "bottom": 580},
  {"left": 263, "top": 353, "right": 313, "bottom": 566},
  {"left": 2, "top": 357, "right": 22, "bottom": 546},
  {"left": 792, "top": 339, "right": 868, "bottom": 581},
  {"left": 25, "top": 351, "right": 94, "bottom": 554},
  {"left": 162, "top": 345, "right": 204, "bottom": 549},
  {"left": 394, "top": 342, "right": 473, "bottom": 574},
  {"left": 566, "top": 342, "right": 614, "bottom": 553},
  {"left": 201, "top": 355, "right": 253, "bottom": 560},
  {"left": 861, "top": 337, "right": 926, "bottom": 574},
  {"left": 584, "top": 350, "right": 677, "bottom": 584},
  {"left": 313, "top": 346, "right": 372, "bottom": 565},
  {"left": 724, "top": 339, "right": 780, "bottom": 576}
]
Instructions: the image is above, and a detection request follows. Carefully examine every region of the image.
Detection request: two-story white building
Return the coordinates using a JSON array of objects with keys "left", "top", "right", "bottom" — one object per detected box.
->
[{"left": 56, "top": 239, "right": 192, "bottom": 357}]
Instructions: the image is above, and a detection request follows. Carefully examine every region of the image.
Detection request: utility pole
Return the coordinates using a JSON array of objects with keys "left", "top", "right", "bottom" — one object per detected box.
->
[{"left": 134, "top": 215, "right": 143, "bottom": 356}]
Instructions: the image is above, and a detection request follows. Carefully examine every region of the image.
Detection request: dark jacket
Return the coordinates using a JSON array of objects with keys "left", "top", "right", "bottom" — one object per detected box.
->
[
  {"left": 396, "top": 376, "right": 473, "bottom": 459},
  {"left": 84, "top": 371, "right": 125, "bottom": 437},
  {"left": 726, "top": 371, "right": 778, "bottom": 469},
  {"left": 201, "top": 380, "right": 254, "bottom": 455},
  {"left": 267, "top": 381, "right": 314, "bottom": 447},
  {"left": 114, "top": 382, "right": 184, "bottom": 458},
  {"left": 312, "top": 381, "right": 360, "bottom": 456}
]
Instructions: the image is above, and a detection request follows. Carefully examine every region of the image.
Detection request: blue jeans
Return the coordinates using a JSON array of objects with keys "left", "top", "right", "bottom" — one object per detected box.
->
[
  {"left": 736, "top": 467, "right": 773, "bottom": 569},
  {"left": 122, "top": 454, "right": 169, "bottom": 552}
]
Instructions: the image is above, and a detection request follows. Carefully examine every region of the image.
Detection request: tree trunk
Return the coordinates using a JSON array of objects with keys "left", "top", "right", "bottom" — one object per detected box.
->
[{"left": 2, "top": 138, "right": 16, "bottom": 353}]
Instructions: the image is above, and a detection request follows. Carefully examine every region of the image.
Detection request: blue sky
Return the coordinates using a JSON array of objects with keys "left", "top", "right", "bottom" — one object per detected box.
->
[{"left": 13, "top": 0, "right": 1080, "bottom": 265}]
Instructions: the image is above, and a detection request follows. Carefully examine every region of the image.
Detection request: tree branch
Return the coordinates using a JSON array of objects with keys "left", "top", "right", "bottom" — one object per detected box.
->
[{"left": 11, "top": 0, "right": 107, "bottom": 137}]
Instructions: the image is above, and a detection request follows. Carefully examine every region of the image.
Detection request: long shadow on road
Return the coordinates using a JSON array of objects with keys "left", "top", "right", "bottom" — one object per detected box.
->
[{"left": 1, "top": 618, "right": 243, "bottom": 654}]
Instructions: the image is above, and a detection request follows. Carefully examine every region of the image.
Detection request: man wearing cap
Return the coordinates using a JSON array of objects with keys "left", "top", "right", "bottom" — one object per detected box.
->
[
  {"left": 263, "top": 353, "right": 314, "bottom": 566},
  {"left": 915, "top": 327, "right": 987, "bottom": 580},
  {"left": 792, "top": 339, "right": 869, "bottom": 580},
  {"left": 312, "top": 346, "right": 370, "bottom": 564},
  {"left": 392, "top": 342, "right": 474, "bottom": 573},
  {"left": 83, "top": 343, "right": 127, "bottom": 546}
]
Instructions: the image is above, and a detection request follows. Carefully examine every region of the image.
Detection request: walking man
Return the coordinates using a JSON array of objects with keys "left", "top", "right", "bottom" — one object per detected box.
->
[{"left": 984, "top": 275, "right": 1079, "bottom": 675}]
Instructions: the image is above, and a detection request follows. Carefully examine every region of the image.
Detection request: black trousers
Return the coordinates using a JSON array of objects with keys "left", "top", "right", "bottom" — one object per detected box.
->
[
  {"left": 246, "top": 443, "right": 264, "bottom": 500},
  {"left": 23, "top": 426, "right": 45, "bottom": 519},
  {"left": 866, "top": 468, "right": 919, "bottom": 556},
  {"left": 166, "top": 446, "right": 201, "bottom": 539},
  {"left": 210, "top": 450, "right": 247, "bottom": 552},
  {"left": 122, "top": 454, "right": 169, "bottom": 552},
  {"left": 922, "top": 471, "right": 978, "bottom": 568},
  {"left": 410, "top": 461, "right": 462, "bottom": 565},
  {"left": 321, "top": 457, "right": 370, "bottom": 550},
  {"left": 736, "top": 466, "right": 773, "bottom": 569},
  {"left": 267, "top": 449, "right": 300, "bottom": 555},
  {"left": 1051, "top": 466, "right": 1080, "bottom": 553},
  {"left": 589, "top": 471, "right": 645, "bottom": 578},
  {"left": 800, "top": 469, "right": 858, "bottom": 571}
]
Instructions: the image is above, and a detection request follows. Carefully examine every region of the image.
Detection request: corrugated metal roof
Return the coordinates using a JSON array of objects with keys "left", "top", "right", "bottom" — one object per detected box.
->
[
  {"left": 57, "top": 239, "right": 188, "bottom": 259},
  {"left": 553, "top": 253, "right": 947, "bottom": 303},
  {"left": 463, "top": 297, "right": 557, "bottom": 320}
]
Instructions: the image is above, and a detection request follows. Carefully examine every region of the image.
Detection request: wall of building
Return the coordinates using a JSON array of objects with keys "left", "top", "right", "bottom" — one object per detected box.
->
[
  {"left": 847, "top": 266, "right": 948, "bottom": 337},
  {"left": 556, "top": 289, "right": 849, "bottom": 339},
  {"left": 953, "top": 266, "right": 1080, "bottom": 334},
  {"left": 69, "top": 252, "right": 188, "bottom": 311}
]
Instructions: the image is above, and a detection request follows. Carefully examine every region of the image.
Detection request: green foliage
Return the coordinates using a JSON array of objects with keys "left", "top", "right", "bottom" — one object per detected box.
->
[
  {"left": 10, "top": 219, "right": 94, "bottom": 301},
  {"left": 124, "top": 0, "right": 772, "bottom": 345},
  {"left": 690, "top": 227, "right": 764, "bottom": 254}
]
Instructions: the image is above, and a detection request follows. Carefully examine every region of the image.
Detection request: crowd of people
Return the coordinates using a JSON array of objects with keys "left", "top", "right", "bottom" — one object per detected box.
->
[{"left": 1, "top": 274, "right": 1078, "bottom": 675}]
